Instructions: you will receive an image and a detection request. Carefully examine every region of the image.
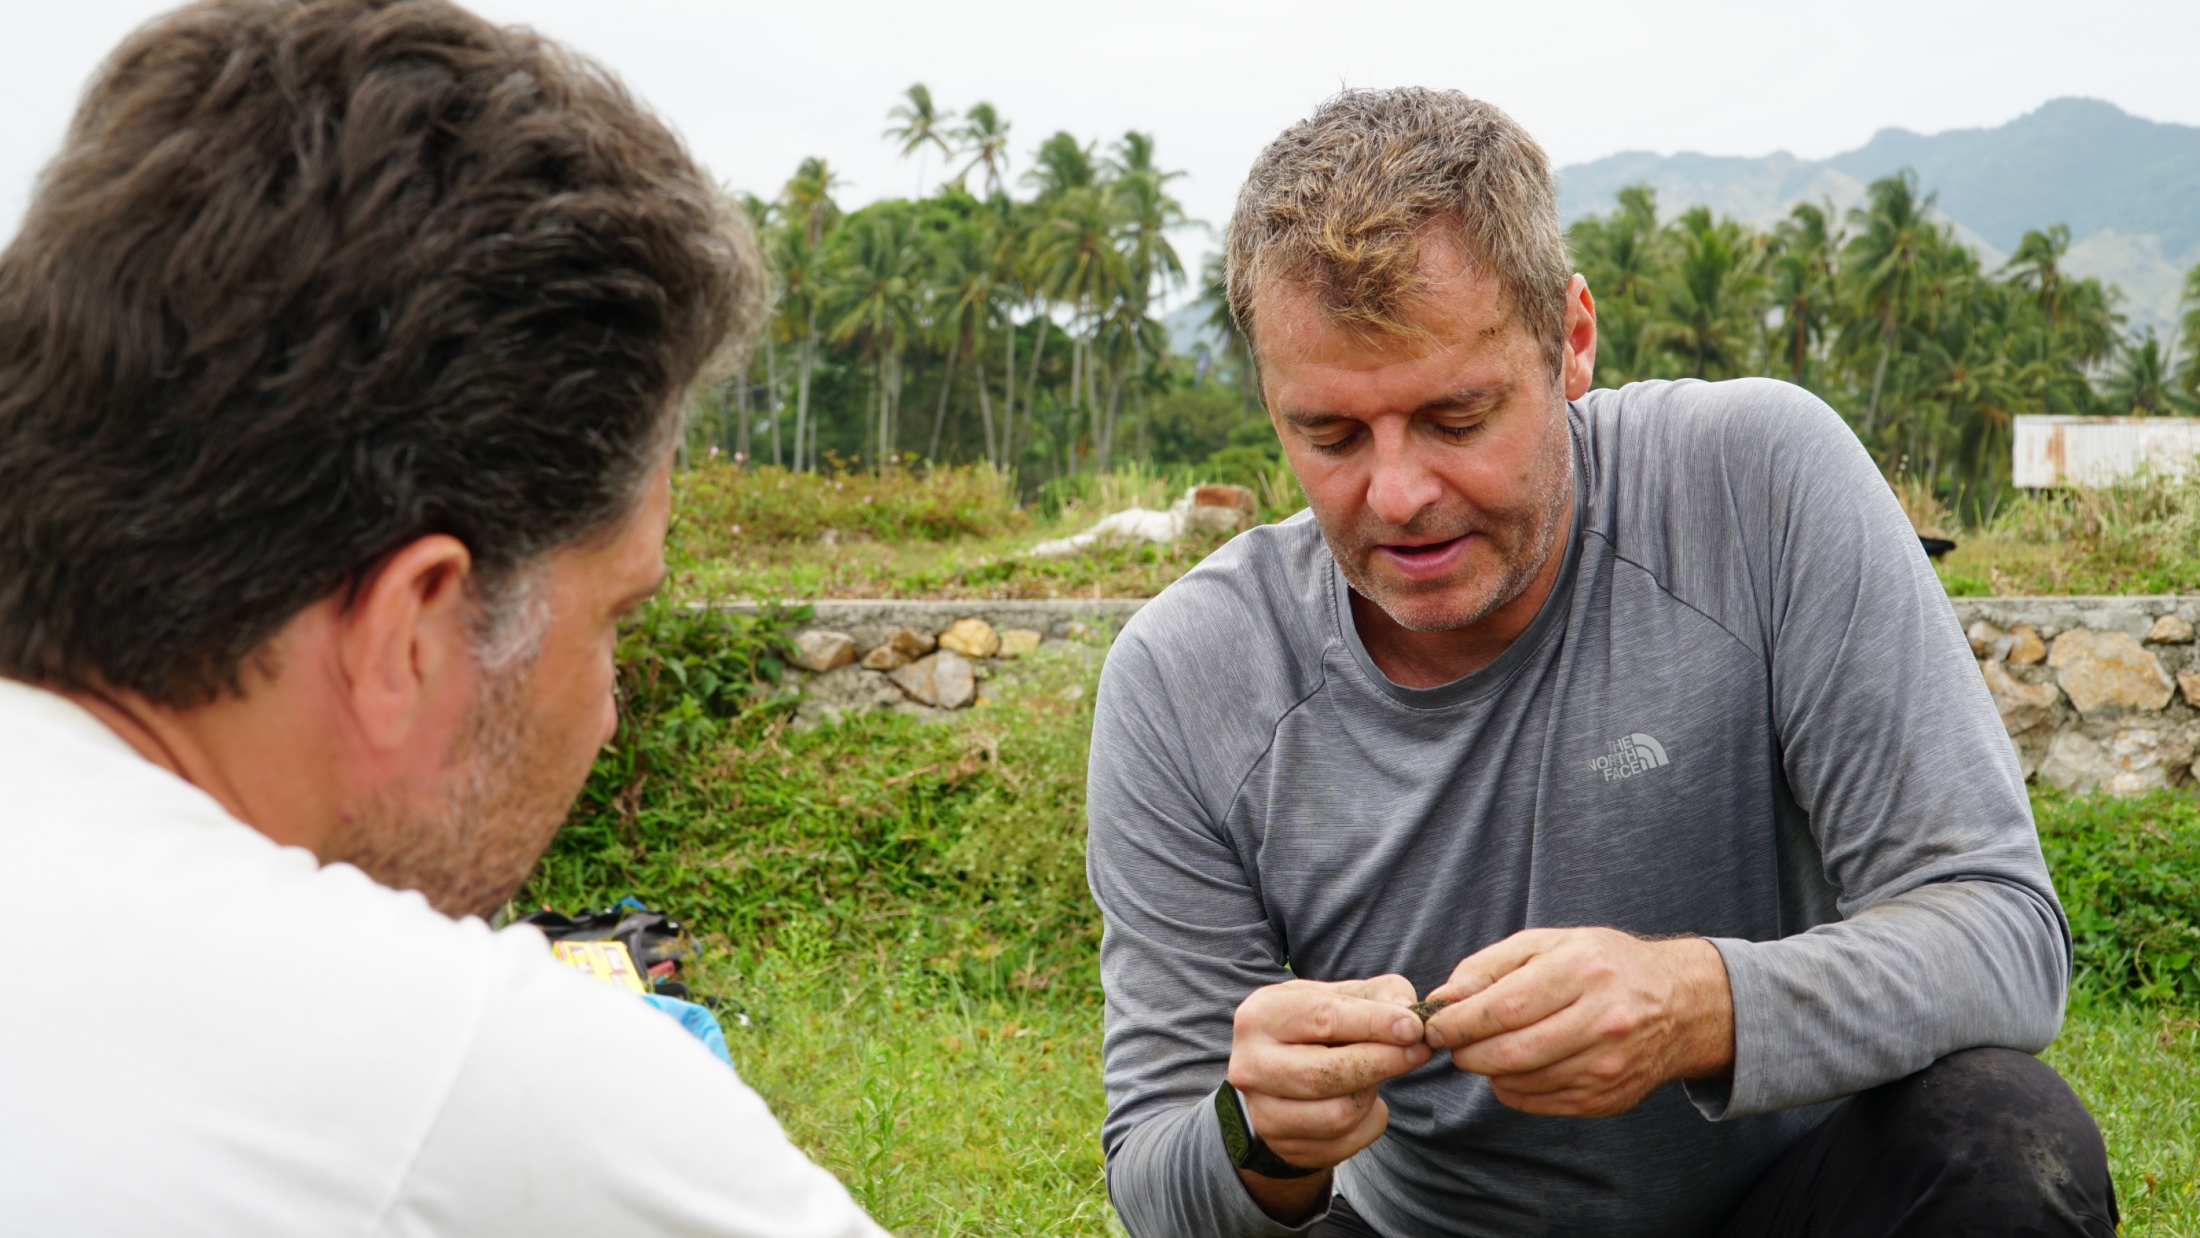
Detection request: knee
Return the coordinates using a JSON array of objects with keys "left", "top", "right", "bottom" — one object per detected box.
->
[{"left": 1862, "top": 1048, "right": 2112, "bottom": 1207}]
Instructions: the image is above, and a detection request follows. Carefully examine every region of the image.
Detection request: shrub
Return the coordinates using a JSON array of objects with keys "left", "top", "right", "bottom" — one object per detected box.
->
[{"left": 2036, "top": 789, "right": 2200, "bottom": 1006}]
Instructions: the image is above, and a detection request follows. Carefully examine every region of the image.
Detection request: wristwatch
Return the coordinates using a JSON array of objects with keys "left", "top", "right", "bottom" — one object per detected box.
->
[{"left": 1214, "top": 1082, "right": 1323, "bottom": 1179}]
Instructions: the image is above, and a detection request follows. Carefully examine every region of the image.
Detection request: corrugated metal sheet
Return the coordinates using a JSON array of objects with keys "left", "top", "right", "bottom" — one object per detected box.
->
[{"left": 2012, "top": 416, "right": 2200, "bottom": 487}]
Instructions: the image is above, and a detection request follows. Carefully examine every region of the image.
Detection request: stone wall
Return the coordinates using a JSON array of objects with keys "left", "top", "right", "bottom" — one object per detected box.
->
[
  {"left": 1951, "top": 597, "right": 2200, "bottom": 796},
  {"left": 737, "top": 599, "right": 1148, "bottom": 728},
  {"left": 740, "top": 596, "right": 2200, "bottom": 796}
]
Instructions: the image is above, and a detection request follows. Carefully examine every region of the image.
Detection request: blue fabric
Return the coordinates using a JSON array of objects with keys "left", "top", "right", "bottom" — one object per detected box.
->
[{"left": 640, "top": 994, "right": 733, "bottom": 1067}]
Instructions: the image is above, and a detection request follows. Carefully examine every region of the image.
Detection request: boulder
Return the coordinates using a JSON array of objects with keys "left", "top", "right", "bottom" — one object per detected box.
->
[
  {"left": 794, "top": 665, "right": 905, "bottom": 728},
  {"left": 2180, "top": 670, "right": 2200, "bottom": 706},
  {"left": 860, "top": 626, "right": 935, "bottom": 670},
  {"left": 2039, "top": 727, "right": 2195, "bottom": 798},
  {"left": 997, "top": 628, "right": 1043, "bottom": 658},
  {"left": 790, "top": 629, "right": 856, "bottom": 673},
  {"left": 1981, "top": 660, "right": 2059, "bottom": 736},
  {"left": 938, "top": 617, "right": 1002, "bottom": 659},
  {"left": 888, "top": 651, "right": 976, "bottom": 709},
  {"left": 2047, "top": 629, "right": 2174, "bottom": 713},
  {"left": 2148, "top": 614, "right": 2196, "bottom": 644},
  {"left": 1966, "top": 621, "right": 2004, "bottom": 659},
  {"left": 2006, "top": 624, "right": 2047, "bottom": 665}
]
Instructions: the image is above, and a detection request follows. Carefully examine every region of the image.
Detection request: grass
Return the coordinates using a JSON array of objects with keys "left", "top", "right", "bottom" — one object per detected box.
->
[
  {"left": 1909, "top": 468, "right": 2200, "bottom": 596},
  {"left": 671, "top": 458, "right": 1304, "bottom": 602},
  {"left": 2046, "top": 1005, "right": 2200, "bottom": 1233},
  {"left": 526, "top": 552, "right": 2200, "bottom": 1236}
]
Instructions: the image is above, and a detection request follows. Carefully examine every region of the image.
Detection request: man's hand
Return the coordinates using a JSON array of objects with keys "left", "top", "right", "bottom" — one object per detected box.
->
[
  {"left": 1419, "top": 928, "right": 1734, "bottom": 1117},
  {"left": 1227, "top": 976, "right": 1432, "bottom": 1222}
]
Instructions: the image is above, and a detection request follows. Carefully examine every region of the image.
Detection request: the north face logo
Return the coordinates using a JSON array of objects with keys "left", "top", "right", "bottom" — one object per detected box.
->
[{"left": 1591, "top": 733, "right": 1670, "bottom": 781}]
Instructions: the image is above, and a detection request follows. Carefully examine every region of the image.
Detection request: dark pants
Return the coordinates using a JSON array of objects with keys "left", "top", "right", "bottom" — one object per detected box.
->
[{"left": 1313, "top": 1048, "right": 2118, "bottom": 1238}]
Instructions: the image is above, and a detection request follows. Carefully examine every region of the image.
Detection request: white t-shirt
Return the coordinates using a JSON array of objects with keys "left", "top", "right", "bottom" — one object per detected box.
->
[{"left": 0, "top": 679, "right": 889, "bottom": 1238}]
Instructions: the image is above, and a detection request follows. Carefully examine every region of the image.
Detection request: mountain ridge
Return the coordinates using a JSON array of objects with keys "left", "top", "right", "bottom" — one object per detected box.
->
[{"left": 1556, "top": 98, "right": 2200, "bottom": 329}]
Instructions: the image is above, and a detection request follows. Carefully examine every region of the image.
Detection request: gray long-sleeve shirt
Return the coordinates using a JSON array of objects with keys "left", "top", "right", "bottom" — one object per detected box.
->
[{"left": 1085, "top": 379, "right": 2069, "bottom": 1238}]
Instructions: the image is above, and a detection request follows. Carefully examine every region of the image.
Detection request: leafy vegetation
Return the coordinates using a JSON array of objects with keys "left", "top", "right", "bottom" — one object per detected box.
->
[
  {"left": 2037, "top": 790, "right": 2200, "bottom": 1006},
  {"left": 524, "top": 599, "right": 1105, "bottom": 992}
]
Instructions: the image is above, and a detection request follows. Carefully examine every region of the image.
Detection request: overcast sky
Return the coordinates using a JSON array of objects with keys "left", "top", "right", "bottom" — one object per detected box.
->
[{"left": 8, "top": 0, "right": 2198, "bottom": 284}]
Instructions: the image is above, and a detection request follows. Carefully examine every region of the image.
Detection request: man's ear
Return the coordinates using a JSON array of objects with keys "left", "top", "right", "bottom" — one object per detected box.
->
[
  {"left": 1562, "top": 274, "right": 1598, "bottom": 401},
  {"left": 338, "top": 535, "right": 478, "bottom": 751}
]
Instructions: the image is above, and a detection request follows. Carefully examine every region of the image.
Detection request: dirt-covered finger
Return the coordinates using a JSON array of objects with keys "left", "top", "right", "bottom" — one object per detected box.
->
[
  {"left": 1249, "top": 987, "right": 1429, "bottom": 1048},
  {"left": 1230, "top": 1040, "right": 1431, "bottom": 1100}
]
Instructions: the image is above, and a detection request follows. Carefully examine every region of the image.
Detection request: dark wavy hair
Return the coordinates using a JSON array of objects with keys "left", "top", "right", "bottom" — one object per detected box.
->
[{"left": 0, "top": 0, "right": 762, "bottom": 706}]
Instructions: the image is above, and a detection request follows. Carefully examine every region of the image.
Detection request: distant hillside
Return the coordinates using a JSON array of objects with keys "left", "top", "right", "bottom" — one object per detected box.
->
[{"left": 1556, "top": 98, "right": 2200, "bottom": 329}]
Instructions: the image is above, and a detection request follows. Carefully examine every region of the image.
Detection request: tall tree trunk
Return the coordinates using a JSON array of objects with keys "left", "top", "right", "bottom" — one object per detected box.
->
[
  {"left": 1023, "top": 317, "right": 1049, "bottom": 459},
  {"left": 795, "top": 310, "right": 818, "bottom": 472},
  {"left": 761, "top": 338, "right": 778, "bottom": 466},
  {"left": 977, "top": 324, "right": 998, "bottom": 468},
  {"left": 1863, "top": 305, "right": 1895, "bottom": 437},
  {"left": 929, "top": 337, "right": 958, "bottom": 462},
  {"left": 1000, "top": 315, "right": 1016, "bottom": 468},
  {"left": 1099, "top": 361, "right": 1126, "bottom": 474},
  {"left": 734, "top": 370, "right": 750, "bottom": 462},
  {"left": 1071, "top": 331, "right": 1086, "bottom": 473}
]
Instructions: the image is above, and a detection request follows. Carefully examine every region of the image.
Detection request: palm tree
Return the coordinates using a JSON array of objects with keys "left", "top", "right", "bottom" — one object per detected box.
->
[
  {"left": 1568, "top": 185, "right": 1664, "bottom": 387},
  {"left": 1025, "top": 132, "right": 1096, "bottom": 202},
  {"left": 884, "top": 84, "right": 955, "bottom": 195},
  {"left": 1766, "top": 201, "right": 1840, "bottom": 386},
  {"left": 1656, "top": 207, "right": 1766, "bottom": 380},
  {"left": 832, "top": 206, "right": 926, "bottom": 465},
  {"left": 2101, "top": 329, "right": 2196, "bottom": 416},
  {"left": 1196, "top": 251, "right": 1257, "bottom": 408},
  {"left": 782, "top": 157, "right": 842, "bottom": 247},
  {"left": 954, "top": 103, "right": 1012, "bottom": 198},
  {"left": 1096, "top": 132, "right": 1188, "bottom": 470},
  {"left": 778, "top": 158, "right": 844, "bottom": 471},
  {"left": 1027, "top": 184, "right": 1127, "bottom": 472},
  {"left": 2176, "top": 260, "right": 2200, "bottom": 403},
  {"left": 1843, "top": 172, "right": 1939, "bottom": 437}
]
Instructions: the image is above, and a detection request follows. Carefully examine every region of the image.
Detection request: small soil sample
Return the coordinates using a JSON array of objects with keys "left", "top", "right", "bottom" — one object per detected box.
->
[{"left": 1408, "top": 998, "right": 1453, "bottom": 1022}]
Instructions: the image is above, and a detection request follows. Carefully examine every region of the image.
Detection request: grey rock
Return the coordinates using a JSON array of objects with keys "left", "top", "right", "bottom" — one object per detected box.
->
[
  {"left": 2148, "top": 614, "right": 2196, "bottom": 644},
  {"left": 2039, "top": 727, "right": 2194, "bottom": 797},
  {"left": 1981, "top": 660, "right": 2060, "bottom": 736},
  {"left": 2048, "top": 629, "right": 2175, "bottom": 713},
  {"left": 790, "top": 629, "right": 856, "bottom": 673},
  {"left": 889, "top": 650, "right": 976, "bottom": 709}
]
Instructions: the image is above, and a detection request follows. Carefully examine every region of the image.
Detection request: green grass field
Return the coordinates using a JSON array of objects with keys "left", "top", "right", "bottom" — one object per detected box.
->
[
  {"left": 710, "top": 973, "right": 2194, "bottom": 1238},
  {"left": 526, "top": 610, "right": 2200, "bottom": 1237}
]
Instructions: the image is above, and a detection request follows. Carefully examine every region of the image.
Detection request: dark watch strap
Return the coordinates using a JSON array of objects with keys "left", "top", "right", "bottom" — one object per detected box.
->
[{"left": 1214, "top": 1082, "right": 1323, "bottom": 1179}]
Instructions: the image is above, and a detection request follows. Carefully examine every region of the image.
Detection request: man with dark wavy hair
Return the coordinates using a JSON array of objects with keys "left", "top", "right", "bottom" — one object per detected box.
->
[
  {"left": 0, "top": 3, "right": 883, "bottom": 1234},
  {"left": 1088, "top": 89, "right": 2117, "bottom": 1238}
]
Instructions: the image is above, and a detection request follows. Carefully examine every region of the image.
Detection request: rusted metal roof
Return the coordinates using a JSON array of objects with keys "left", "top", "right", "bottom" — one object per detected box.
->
[{"left": 2012, "top": 415, "right": 2200, "bottom": 487}]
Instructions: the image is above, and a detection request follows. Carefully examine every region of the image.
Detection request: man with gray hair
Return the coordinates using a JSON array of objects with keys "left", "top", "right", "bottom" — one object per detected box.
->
[{"left": 1087, "top": 88, "right": 2116, "bottom": 1237}]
